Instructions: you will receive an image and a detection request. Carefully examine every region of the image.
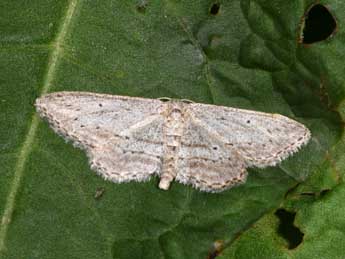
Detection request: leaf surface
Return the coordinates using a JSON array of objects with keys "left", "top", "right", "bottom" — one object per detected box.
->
[{"left": 0, "top": 1, "right": 343, "bottom": 258}]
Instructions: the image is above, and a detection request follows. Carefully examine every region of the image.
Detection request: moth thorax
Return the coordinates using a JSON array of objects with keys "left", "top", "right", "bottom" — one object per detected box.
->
[{"left": 168, "top": 102, "right": 184, "bottom": 118}]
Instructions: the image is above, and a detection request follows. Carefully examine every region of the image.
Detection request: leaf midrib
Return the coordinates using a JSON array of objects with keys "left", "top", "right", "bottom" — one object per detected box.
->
[{"left": 0, "top": 0, "right": 80, "bottom": 253}]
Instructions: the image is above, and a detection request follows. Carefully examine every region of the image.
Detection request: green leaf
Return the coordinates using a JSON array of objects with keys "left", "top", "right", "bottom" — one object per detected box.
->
[
  {"left": 0, "top": 0, "right": 343, "bottom": 258},
  {"left": 218, "top": 140, "right": 345, "bottom": 259}
]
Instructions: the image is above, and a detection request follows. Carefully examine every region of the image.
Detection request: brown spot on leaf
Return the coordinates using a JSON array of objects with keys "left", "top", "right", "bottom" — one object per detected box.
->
[{"left": 94, "top": 187, "right": 105, "bottom": 199}]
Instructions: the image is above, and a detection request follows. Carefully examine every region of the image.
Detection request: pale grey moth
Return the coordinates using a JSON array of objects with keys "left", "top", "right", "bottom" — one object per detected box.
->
[{"left": 35, "top": 91, "right": 311, "bottom": 192}]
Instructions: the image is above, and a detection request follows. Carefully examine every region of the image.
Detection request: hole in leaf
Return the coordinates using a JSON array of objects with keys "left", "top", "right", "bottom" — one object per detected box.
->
[
  {"left": 210, "top": 3, "right": 220, "bottom": 15},
  {"left": 275, "top": 209, "right": 304, "bottom": 249},
  {"left": 301, "top": 4, "right": 336, "bottom": 44}
]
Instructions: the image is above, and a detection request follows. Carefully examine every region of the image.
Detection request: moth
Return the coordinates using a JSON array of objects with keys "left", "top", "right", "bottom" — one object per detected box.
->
[{"left": 35, "top": 92, "right": 311, "bottom": 192}]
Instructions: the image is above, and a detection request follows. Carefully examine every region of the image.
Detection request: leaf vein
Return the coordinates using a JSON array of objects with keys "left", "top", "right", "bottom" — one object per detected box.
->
[{"left": 0, "top": 0, "right": 81, "bottom": 253}]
